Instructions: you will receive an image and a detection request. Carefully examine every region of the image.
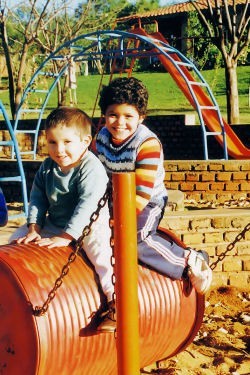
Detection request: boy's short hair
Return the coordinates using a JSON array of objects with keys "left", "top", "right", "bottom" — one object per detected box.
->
[
  {"left": 45, "top": 106, "right": 92, "bottom": 139},
  {"left": 98, "top": 77, "right": 148, "bottom": 116}
]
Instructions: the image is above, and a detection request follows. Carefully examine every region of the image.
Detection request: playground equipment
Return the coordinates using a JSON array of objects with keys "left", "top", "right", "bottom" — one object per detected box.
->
[
  {"left": 0, "top": 172, "right": 205, "bottom": 374},
  {"left": 0, "top": 234, "right": 204, "bottom": 375},
  {"left": 0, "top": 101, "right": 28, "bottom": 219},
  {"left": 11, "top": 28, "right": 250, "bottom": 160}
]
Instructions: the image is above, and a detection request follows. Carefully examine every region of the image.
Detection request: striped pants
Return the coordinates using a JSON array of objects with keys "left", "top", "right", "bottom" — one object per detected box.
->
[{"left": 137, "top": 202, "right": 186, "bottom": 280}]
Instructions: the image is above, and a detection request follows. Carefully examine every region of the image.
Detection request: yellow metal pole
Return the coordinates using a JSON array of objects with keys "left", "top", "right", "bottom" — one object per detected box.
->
[{"left": 112, "top": 172, "right": 140, "bottom": 375}]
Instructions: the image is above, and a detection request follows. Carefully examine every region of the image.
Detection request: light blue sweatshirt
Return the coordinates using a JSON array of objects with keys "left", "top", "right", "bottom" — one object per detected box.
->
[{"left": 28, "top": 151, "right": 109, "bottom": 239}]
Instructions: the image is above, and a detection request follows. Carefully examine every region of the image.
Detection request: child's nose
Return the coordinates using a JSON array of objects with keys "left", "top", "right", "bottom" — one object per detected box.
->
[
  {"left": 57, "top": 143, "right": 65, "bottom": 153},
  {"left": 117, "top": 116, "right": 125, "bottom": 125}
]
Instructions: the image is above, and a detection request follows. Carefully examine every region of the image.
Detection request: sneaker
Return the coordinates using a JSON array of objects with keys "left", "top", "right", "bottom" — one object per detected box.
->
[
  {"left": 96, "top": 300, "right": 116, "bottom": 333},
  {"left": 187, "top": 249, "right": 212, "bottom": 295}
]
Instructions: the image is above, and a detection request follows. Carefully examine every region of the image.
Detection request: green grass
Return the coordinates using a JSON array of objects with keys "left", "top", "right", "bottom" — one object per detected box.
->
[{"left": 0, "top": 66, "right": 249, "bottom": 123}]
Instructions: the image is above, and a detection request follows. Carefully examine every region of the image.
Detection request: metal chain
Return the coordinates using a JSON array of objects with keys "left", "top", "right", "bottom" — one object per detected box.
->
[
  {"left": 110, "top": 216, "right": 117, "bottom": 338},
  {"left": 210, "top": 222, "right": 250, "bottom": 270},
  {"left": 33, "top": 189, "right": 109, "bottom": 316}
]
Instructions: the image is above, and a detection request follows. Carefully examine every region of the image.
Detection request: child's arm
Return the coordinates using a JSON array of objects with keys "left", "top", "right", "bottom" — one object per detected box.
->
[{"left": 135, "top": 137, "right": 162, "bottom": 214}]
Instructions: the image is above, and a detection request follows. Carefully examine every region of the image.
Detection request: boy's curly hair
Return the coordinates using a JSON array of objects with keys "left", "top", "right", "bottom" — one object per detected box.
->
[{"left": 98, "top": 77, "right": 148, "bottom": 116}]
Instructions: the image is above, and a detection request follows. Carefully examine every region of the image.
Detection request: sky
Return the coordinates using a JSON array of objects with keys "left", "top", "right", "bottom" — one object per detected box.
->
[{"left": 8, "top": 1, "right": 186, "bottom": 10}]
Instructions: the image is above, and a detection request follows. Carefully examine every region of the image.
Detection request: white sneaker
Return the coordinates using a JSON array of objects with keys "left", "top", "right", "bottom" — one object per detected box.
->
[{"left": 187, "top": 249, "right": 212, "bottom": 295}]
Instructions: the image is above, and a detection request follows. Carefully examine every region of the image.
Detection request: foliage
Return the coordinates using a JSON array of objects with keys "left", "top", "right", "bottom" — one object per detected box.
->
[
  {"left": 0, "top": 0, "right": 163, "bottom": 118},
  {"left": 189, "top": 0, "right": 250, "bottom": 124},
  {"left": 186, "top": 11, "right": 223, "bottom": 70}
]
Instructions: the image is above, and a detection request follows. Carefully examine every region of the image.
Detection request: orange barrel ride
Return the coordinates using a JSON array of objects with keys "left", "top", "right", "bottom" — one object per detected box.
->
[{"left": 0, "top": 233, "right": 205, "bottom": 375}]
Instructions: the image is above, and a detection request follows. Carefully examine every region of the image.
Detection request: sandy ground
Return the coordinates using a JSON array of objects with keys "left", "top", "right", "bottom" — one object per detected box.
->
[
  {"left": 142, "top": 287, "right": 250, "bottom": 374},
  {"left": 1, "top": 217, "right": 249, "bottom": 375}
]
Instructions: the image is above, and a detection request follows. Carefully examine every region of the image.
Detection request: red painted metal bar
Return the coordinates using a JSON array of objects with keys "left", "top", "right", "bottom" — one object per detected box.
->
[{"left": 112, "top": 172, "right": 140, "bottom": 375}]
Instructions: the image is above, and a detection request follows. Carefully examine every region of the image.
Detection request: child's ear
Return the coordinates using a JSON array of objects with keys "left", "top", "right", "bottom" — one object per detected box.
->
[
  {"left": 83, "top": 135, "right": 92, "bottom": 147},
  {"left": 139, "top": 115, "right": 145, "bottom": 124}
]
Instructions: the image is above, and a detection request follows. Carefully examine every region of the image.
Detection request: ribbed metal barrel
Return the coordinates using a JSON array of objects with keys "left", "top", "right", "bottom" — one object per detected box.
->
[{"left": 0, "top": 237, "right": 204, "bottom": 375}]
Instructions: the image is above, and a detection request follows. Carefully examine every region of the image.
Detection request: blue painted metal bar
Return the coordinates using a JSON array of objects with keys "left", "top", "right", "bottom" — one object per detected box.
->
[{"left": 0, "top": 101, "right": 28, "bottom": 219}]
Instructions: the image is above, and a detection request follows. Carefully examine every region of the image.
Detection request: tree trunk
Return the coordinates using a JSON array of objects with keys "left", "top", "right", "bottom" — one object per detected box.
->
[
  {"left": 0, "top": 20, "right": 15, "bottom": 119},
  {"left": 225, "top": 59, "right": 240, "bottom": 125},
  {"left": 15, "top": 44, "right": 29, "bottom": 115}
]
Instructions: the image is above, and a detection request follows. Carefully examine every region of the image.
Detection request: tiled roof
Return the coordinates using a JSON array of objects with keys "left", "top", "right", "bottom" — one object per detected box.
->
[{"left": 117, "top": 0, "right": 247, "bottom": 22}]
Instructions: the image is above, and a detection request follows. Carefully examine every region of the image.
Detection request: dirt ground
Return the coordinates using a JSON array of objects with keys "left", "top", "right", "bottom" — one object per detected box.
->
[
  {"left": 1, "top": 215, "right": 250, "bottom": 375},
  {"left": 142, "top": 286, "right": 250, "bottom": 375}
]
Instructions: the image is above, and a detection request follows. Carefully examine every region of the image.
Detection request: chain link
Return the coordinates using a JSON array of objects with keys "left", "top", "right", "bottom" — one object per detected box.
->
[
  {"left": 33, "top": 189, "right": 109, "bottom": 316},
  {"left": 210, "top": 222, "right": 250, "bottom": 270}
]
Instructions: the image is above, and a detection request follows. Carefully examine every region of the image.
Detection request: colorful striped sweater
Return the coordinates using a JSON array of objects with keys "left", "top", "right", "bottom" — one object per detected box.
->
[{"left": 96, "top": 124, "right": 167, "bottom": 214}]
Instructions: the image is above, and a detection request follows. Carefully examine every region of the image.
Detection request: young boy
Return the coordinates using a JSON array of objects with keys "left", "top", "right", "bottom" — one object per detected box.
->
[
  {"left": 9, "top": 107, "right": 115, "bottom": 328},
  {"left": 95, "top": 77, "right": 212, "bottom": 331}
]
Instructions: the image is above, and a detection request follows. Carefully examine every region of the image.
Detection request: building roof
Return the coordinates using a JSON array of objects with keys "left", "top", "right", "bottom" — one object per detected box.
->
[{"left": 117, "top": 0, "right": 247, "bottom": 23}]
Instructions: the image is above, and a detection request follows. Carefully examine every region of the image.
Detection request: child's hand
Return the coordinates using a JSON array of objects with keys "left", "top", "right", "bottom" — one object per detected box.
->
[
  {"left": 35, "top": 235, "right": 72, "bottom": 248},
  {"left": 15, "top": 231, "right": 42, "bottom": 244}
]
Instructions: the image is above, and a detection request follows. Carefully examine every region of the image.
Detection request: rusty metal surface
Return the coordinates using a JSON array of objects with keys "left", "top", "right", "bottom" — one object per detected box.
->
[{"left": 0, "top": 241, "right": 204, "bottom": 375}]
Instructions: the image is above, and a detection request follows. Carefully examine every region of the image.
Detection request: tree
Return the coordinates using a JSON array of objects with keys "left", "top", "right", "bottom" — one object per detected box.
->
[
  {"left": 0, "top": 0, "right": 69, "bottom": 118},
  {"left": 189, "top": 0, "right": 250, "bottom": 124},
  {"left": 0, "top": 0, "right": 128, "bottom": 118}
]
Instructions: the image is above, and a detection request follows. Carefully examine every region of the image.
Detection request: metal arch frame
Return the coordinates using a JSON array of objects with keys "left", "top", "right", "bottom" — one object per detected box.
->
[
  {"left": 0, "top": 100, "right": 28, "bottom": 219},
  {"left": 13, "top": 29, "right": 228, "bottom": 160}
]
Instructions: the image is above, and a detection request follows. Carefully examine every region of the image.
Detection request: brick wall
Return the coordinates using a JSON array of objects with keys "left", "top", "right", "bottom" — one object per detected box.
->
[
  {"left": 1, "top": 116, "right": 250, "bottom": 160},
  {"left": 0, "top": 159, "right": 249, "bottom": 205},
  {"left": 164, "top": 160, "right": 250, "bottom": 203},
  {"left": 160, "top": 209, "right": 250, "bottom": 289}
]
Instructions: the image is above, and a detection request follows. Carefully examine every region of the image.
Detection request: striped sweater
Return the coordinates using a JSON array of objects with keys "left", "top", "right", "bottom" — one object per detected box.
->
[{"left": 96, "top": 124, "right": 167, "bottom": 214}]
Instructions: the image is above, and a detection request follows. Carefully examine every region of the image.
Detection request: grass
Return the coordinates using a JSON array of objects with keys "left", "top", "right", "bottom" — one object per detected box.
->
[{"left": 0, "top": 66, "right": 249, "bottom": 123}]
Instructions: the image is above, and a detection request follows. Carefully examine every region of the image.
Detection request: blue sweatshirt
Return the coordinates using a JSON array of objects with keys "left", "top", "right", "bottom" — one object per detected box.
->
[{"left": 28, "top": 151, "right": 109, "bottom": 239}]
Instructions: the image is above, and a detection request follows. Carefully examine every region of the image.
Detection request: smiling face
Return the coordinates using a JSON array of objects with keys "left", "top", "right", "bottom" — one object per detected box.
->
[
  {"left": 46, "top": 125, "right": 91, "bottom": 173},
  {"left": 105, "top": 103, "right": 144, "bottom": 142}
]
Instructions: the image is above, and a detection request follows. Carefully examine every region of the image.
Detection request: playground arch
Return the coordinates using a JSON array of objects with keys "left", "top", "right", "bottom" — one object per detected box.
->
[{"left": 13, "top": 28, "right": 233, "bottom": 160}]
